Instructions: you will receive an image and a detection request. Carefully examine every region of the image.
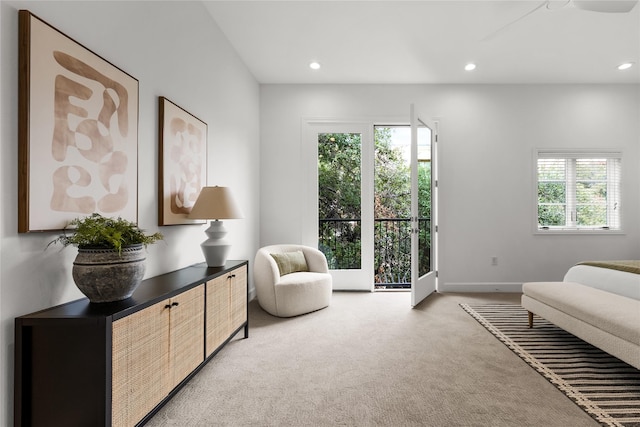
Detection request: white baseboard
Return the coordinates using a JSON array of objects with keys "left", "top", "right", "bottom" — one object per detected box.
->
[{"left": 440, "top": 282, "right": 523, "bottom": 293}]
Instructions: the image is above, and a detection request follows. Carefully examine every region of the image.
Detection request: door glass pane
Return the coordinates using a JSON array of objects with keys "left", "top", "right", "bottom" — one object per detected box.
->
[
  {"left": 417, "top": 125, "right": 432, "bottom": 277},
  {"left": 318, "top": 133, "right": 361, "bottom": 269},
  {"left": 373, "top": 127, "right": 411, "bottom": 289}
]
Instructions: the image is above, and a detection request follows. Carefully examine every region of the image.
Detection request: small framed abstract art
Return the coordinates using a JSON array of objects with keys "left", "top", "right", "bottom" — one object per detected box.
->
[
  {"left": 18, "top": 10, "right": 139, "bottom": 232},
  {"left": 158, "top": 97, "right": 207, "bottom": 225}
]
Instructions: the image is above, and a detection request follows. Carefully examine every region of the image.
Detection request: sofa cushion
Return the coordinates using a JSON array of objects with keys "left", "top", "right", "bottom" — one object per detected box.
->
[
  {"left": 523, "top": 281, "right": 640, "bottom": 345},
  {"left": 270, "top": 251, "right": 309, "bottom": 276}
]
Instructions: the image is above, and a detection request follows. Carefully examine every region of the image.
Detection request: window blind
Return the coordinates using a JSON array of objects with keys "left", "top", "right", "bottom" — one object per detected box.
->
[{"left": 536, "top": 150, "right": 621, "bottom": 231}]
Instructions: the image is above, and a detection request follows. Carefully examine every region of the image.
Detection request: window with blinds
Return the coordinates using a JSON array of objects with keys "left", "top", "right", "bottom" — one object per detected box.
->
[{"left": 536, "top": 150, "right": 621, "bottom": 232}]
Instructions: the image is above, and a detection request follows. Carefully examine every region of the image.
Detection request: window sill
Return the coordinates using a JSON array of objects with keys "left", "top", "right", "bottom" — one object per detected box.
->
[{"left": 534, "top": 228, "right": 624, "bottom": 235}]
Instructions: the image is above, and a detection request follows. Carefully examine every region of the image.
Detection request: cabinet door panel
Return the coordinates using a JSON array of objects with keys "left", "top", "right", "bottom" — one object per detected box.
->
[
  {"left": 169, "top": 284, "right": 205, "bottom": 389},
  {"left": 112, "top": 300, "right": 170, "bottom": 427},
  {"left": 230, "top": 265, "right": 248, "bottom": 332},
  {"left": 205, "top": 275, "right": 230, "bottom": 357}
]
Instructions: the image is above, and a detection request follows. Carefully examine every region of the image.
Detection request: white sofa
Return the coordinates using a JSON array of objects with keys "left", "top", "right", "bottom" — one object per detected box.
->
[
  {"left": 254, "top": 244, "right": 332, "bottom": 317},
  {"left": 522, "top": 262, "right": 640, "bottom": 369}
]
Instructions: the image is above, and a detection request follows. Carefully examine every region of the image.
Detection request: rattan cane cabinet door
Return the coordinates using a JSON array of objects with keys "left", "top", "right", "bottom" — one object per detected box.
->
[
  {"left": 169, "top": 284, "right": 205, "bottom": 389},
  {"left": 205, "top": 274, "right": 230, "bottom": 357},
  {"left": 229, "top": 265, "right": 248, "bottom": 332},
  {"left": 112, "top": 299, "right": 171, "bottom": 427}
]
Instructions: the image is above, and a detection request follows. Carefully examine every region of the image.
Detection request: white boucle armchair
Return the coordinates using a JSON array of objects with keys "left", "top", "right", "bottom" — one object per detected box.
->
[{"left": 254, "top": 244, "right": 332, "bottom": 317}]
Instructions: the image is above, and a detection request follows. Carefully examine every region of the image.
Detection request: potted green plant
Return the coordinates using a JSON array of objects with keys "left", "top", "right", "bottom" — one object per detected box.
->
[{"left": 49, "top": 213, "right": 163, "bottom": 303}]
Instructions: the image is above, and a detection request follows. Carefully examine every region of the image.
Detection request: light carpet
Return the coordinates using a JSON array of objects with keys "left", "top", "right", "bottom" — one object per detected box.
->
[
  {"left": 461, "top": 303, "right": 640, "bottom": 427},
  {"left": 147, "top": 292, "right": 600, "bottom": 426}
]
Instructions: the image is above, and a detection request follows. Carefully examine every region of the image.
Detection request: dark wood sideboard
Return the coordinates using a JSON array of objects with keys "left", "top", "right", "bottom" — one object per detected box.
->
[{"left": 14, "top": 260, "right": 249, "bottom": 427}]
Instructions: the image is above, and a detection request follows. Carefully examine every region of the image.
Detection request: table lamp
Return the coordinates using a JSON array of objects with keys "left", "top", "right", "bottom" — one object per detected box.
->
[{"left": 188, "top": 186, "right": 243, "bottom": 267}]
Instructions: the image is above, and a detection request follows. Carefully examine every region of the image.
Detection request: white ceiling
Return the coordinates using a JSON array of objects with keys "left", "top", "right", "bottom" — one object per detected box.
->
[{"left": 203, "top": 0, "right": 640, "bottom": 84}]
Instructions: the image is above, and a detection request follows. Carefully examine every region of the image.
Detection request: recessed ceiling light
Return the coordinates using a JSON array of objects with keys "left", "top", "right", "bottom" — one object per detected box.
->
[
  {"left": 617, "top": 62, "right": 634, "bottom": 71},
  {"left": 309, "top": 61, "right": 321, "bottom": 70},
  {"left": 464, "top": 63, "right": 477, "bottom": 71}
]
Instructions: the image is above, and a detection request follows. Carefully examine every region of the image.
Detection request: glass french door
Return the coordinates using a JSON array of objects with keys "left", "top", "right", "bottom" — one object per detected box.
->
[
  {"left": 410, "top": 105, "right": 437, "bottom": 306},
  {"left": 304, "top": 122, "right": 374, "bottom": 291},
  {"left": 304, "top": 115, "right": 436, "bottom": 298}
]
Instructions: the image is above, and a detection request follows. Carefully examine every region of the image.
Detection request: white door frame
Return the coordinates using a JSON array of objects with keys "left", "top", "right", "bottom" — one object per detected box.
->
[
  {"left": 410, "top": 105, "right": 438, "bottom": 306},
  {"left": 303, "top": 120, "right": 374, "bottom": 291}
]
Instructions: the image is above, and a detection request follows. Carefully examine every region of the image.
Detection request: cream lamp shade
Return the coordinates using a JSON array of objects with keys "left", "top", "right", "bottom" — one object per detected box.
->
[{"left": 188, "top": 186, "right": 243, "bottom": 267}]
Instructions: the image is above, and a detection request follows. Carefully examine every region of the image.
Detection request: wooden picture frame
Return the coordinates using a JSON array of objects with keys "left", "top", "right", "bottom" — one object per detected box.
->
[
  {"left": 18, "top": 10, "right": 139, "bottom": 232},
  {"left": 158, "top": 97, "right": 207, "bottom": 225}
]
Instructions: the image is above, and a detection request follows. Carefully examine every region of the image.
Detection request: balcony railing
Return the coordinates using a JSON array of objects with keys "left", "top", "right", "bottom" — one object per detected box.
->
[{"left": 319, "top": 218, "right": 431, "bottom": 289}]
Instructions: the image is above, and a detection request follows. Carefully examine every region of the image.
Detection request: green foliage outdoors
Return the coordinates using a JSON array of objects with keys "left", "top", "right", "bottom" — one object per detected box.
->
[
  {"left": 318, "top": 128, "right": 432, "bottom": 283},
  {"left": 49, "top": 213, "right": 164, "bottom": 255},
  {"left": 318, "top": 133, "right": 362, "bottom": 269},
  {"left": 318, "top": 133, "right": 362, "bottom": 220},
  {"left": 537, "top": 159, "right": 609, "bottom": 227}
]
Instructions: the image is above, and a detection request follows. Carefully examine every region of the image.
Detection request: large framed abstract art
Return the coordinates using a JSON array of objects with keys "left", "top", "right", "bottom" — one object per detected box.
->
[
  {"left": 158, "top": 97, "right": 207, "bottom": 226},
  {"left": 18, "top": 10, "right": 139, "bottom": 232}
]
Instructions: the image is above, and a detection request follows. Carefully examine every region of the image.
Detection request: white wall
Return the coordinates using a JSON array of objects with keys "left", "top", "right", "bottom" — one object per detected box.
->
[
  {"left": 0, "top": 1, "right": 260, "bottom": 424},
  {"left": 260, "top": 84, "right": 640, "bottom": 290},
  {"left": 2, "top": 2, "right": 639, "bottom": 424}
]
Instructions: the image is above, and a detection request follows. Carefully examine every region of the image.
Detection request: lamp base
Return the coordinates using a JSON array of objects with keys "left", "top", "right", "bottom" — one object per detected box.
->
[
  {"left": 201, "top": 220, "right": 232, "bottom": 267},
  {"left": 201, "top": 243, "right": 230, "bottom": 267}
]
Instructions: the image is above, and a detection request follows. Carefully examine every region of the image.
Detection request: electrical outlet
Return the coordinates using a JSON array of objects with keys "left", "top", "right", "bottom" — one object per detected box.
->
[{"left": 491, "top": 256, "right": 498, "bottom": 266}]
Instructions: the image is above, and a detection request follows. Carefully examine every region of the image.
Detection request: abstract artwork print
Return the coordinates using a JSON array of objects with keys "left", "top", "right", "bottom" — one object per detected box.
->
[
  {"left": 158, "top": 97, "right": 207, "bottom": 226},
  {"left": 19, "top": 10, "right": 139, "bottom": 232}
]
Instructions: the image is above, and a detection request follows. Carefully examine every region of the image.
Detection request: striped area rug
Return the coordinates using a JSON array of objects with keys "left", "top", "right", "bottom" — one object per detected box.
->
[{"left": 461, "top": 303, "right": 640, "bottom": 427}]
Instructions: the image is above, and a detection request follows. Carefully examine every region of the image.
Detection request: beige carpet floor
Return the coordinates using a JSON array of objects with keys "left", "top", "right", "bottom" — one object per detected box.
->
[{"left": 146, "top": 291, "right": 599, "bottom": 426}]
